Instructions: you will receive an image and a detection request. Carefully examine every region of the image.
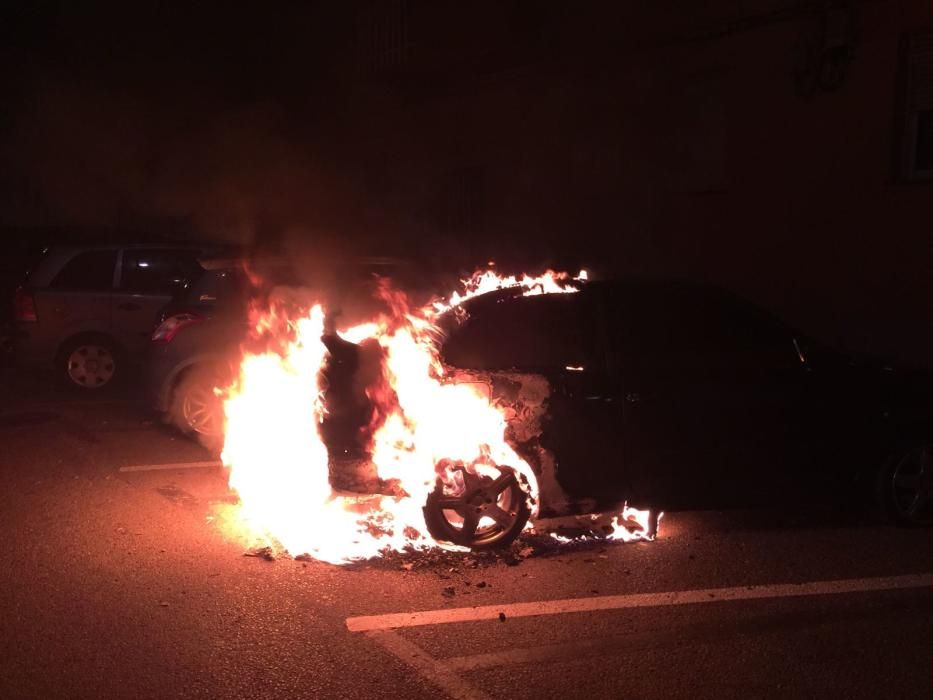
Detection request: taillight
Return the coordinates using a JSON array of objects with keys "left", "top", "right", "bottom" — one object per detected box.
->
[
  {"left": 151, "top": 312, "right": 204, "bottom": 343},
  {"left": 14, "top": 287, "right": 37, "bottom": 322}
]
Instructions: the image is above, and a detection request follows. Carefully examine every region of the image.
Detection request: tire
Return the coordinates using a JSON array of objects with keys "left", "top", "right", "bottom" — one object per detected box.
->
[
  {"left": 423, "top": 462, "right": 531, "bottom": 551},
  {"left": 57, "top": 334, "right": 119, "bottom": 391},
  {"left": 170, "top": 366, "right": 226, "bottom": 452},
  {"left": 877, "top": 444, "right": 933, "bottom": 526}
]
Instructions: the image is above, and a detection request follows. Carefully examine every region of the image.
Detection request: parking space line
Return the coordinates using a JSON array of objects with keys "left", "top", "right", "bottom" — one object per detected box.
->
[
  {"left": 119, "top": 460, "right": 223, "bottom": 473},
  {"left": 445, "top": 636, "right": 622, "bottom": 672},
  {"left": 366, "top": 630, "right": 491, "bottom": 700},
  {"left": 346, "top": 573, "right": 933, "bottom": 632}
]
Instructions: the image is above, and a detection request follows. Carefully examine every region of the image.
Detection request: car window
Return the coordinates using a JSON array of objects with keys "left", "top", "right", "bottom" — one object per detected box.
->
[
  {"left": 121, "top": 249, "right": 201, "bottom": 294},
  {"left": 49, "top": 250, "right": 117, "bottom": 292},
  {"left": 442, "top": 293, "right": 590, "bottom": 371}
]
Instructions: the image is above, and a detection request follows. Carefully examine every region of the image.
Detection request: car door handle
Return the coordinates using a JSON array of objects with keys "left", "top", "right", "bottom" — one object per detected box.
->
[{"left": 117, "top": 302, "right": 141, "bottom": 311}]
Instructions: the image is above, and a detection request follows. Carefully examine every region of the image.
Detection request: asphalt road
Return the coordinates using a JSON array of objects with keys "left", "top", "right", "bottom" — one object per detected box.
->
[{"left": 2, "top": 374, "right": 932, "bottom": 699}]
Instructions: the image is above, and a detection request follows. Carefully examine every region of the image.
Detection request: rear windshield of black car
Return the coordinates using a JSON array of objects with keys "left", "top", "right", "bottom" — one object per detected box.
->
[{"left": 180, "top": 268, "right": 249, "bottom": 306}]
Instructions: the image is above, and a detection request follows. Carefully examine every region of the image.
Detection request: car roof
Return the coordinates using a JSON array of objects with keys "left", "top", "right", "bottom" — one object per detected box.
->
[
  {"left": 43, "top": 242, "right": 225, "bottom": 253},
  {"left": 196, "top": 254, "right": 413, "bottom": 270},
  {"left": 449, "top": 277, "right": 746, "bottom": 317}
]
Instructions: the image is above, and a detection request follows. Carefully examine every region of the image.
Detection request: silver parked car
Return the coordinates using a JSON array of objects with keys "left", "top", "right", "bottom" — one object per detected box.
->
[{"left": 13, "top": 243, "right": 214, "bottom": 390}]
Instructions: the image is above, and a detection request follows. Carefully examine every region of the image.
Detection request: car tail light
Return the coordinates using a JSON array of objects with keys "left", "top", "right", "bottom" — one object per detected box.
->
[
  {"left": 152, "top": 312, "right": 204, "bottom": 343},
  {"left": 14, "top": 287, "right": 37, "bottom": 322}
]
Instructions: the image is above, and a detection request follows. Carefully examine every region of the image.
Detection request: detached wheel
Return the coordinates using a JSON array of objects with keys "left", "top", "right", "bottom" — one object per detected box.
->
[
  {"left": 423, "top": 463, "right": 530, "bottom": 551},
  {"left": 170, "top": 367, "right": 225, "bottom": 450},
  {"left": 59, "top": 335, "right": 118, "bottom": 390},
  {"left": 879, "top": 445, "right": 933, "bottom": 526}
]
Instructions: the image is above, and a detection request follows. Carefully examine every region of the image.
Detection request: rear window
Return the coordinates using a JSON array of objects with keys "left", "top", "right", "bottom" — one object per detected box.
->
[
  {"left": 183, "top": 268, "right": 249, "bottom": 305},
  {"left": 50, "top": 250, "right": 118, "bottom": 292},
  {"left": 121, "top": 249, "right": 202, "bottom": 294}
]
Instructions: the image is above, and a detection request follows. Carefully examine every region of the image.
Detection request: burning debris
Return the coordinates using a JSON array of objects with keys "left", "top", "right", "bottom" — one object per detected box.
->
[{"left": 216, "top": 267, "right": 659, "bottom": 564}]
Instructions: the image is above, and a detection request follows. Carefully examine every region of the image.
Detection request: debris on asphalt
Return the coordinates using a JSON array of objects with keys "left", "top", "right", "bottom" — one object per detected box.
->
[
  {"left": 244, "top": 546, "right": 276, "bottom": 561},
  {"left": 476, "top": 581, "right": 487, "bottom": 588},
  {"left": 498, "top": 612, "right": 506, "bottom": 622},
  {"left": 159, "top": 601, "right": 169, "bottom": 607},
  {"left": 258, "top": 524, "right": 641, "bottom": 572},
  {"left": 442, "top": 586, "right": 456, "bottom": 598}
]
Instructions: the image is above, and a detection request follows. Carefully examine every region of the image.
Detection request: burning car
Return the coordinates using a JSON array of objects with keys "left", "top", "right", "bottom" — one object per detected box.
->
[{"left": 151, "top": 269, "right": 933, "bottom": 561}]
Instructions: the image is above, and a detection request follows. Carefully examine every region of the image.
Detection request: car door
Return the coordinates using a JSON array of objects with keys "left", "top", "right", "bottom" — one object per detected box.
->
[
  {"left": 441, "top": 291, "right": 626, "bottom": 509},
  {"left": 35, "top": 248, "right": 117, "bottom": 347},
  {"left": 607, "top": 285, "right": 808, "bottom": 510},
  {"left": 112, "top": 248, "right": 202, "bottom": 359}
]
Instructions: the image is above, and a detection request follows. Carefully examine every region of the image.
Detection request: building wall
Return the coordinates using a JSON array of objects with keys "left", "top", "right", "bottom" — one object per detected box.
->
[{"left": 344, "top": 0, "right": 933, "bottom": 364}]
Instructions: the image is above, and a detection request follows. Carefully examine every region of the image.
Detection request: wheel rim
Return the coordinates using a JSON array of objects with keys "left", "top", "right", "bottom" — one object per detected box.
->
[
  {"left": 891, "top": 447, "right": 933, "bottom": 525},
  {"left": 66, "top": 344, "right": 115, "bottom": 388},
  {"left": 429, "top": 464, "right": 526, "bottom": 547},
  {"left": 182, "top": 381, "right": 222, "bottom": 436}
]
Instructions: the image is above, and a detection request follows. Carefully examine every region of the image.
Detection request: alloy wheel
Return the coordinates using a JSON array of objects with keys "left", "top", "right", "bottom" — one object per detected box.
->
[
  {"left": 890, "top": 446, "right": 933, "bottom": 525},
  {"left": 424, "top": 463, "right": 530, "bottom": 549}
]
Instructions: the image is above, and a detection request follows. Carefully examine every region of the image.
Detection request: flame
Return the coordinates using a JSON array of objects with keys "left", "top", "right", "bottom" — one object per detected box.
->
[
  {"left": 608, "top": 505, "right": 661, "bottom": 542},
  {"left": 431, "top": 268, "right": 587, "bottom": 314},
  {"left": 545, "top": 505, "right": 660, "bottom": 544},
  {"left": 218, "top": 267, "right": 655, "bottom": 563}
]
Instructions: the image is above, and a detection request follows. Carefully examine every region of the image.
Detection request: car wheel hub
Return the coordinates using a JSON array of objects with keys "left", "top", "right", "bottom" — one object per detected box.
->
[
  {"left": 433, "top": 466, "right": 523, "bottom": 545},
  {"left": 67, "top": 345, "right": 115, "bottom": 388},
  {"left": 891, "top": 447, "right": 933, "bottom": 524},
  {"left": 182, "top": 384, "right": 222, "bottom": 436}
]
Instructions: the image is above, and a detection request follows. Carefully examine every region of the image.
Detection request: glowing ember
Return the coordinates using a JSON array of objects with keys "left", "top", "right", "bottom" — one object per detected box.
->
[{"left": 218, "top": 267, "right": 657, "bottom": 563}]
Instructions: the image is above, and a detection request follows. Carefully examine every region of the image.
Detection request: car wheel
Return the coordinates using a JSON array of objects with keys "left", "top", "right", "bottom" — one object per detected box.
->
[
  {"left": 171, "top": 367, "right": 225, "bottom": 450},
  {"left": 878, "top": 445, "right": 933, "bottom": 526},
  {"left": 423, "top": 462, "right": 531, "bottom": 550},
  {"left": 59, "top": 335, "right": 118, "bottom": 390}
]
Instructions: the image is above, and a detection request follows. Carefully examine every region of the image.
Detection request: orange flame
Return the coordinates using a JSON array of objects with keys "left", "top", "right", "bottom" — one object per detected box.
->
[{"left": 218, "top": 268, "right": 656, "bottom": 563}]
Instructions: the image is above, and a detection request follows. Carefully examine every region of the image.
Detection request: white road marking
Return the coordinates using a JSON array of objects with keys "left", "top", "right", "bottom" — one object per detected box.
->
[
  {"left": 446, "top": 636, "right": 630, "bottom": 672},
  {"left": 119, "top": 460, "right": 223, "bottom": 473},
  {"left": 346, "top": 572, "right": 933, "bottom": 632},
  {"left": 366, "top": 630, "right": 491, "bottom": 700}
]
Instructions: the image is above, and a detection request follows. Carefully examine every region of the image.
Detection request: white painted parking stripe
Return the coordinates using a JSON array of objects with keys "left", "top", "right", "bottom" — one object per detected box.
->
[
  {"left": 445, "top": 635, "right": 627, "bottom": 672},
  {"left": 366, "top": 630, "right": 491, "bottom": 700},
  {"left": 346, "top": 573, "right": 933, "bottom": 632},
  {"left": 119, "top": 460, "right": 223, "bottom": 473}
]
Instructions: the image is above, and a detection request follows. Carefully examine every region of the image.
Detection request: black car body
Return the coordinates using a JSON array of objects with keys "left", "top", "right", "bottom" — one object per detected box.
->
[
  {"left": 439, "top": 282, "right": 933, "bottom": 521},
  {"left": 151, "top": 276, "right": 933, "bottom": 546}
]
